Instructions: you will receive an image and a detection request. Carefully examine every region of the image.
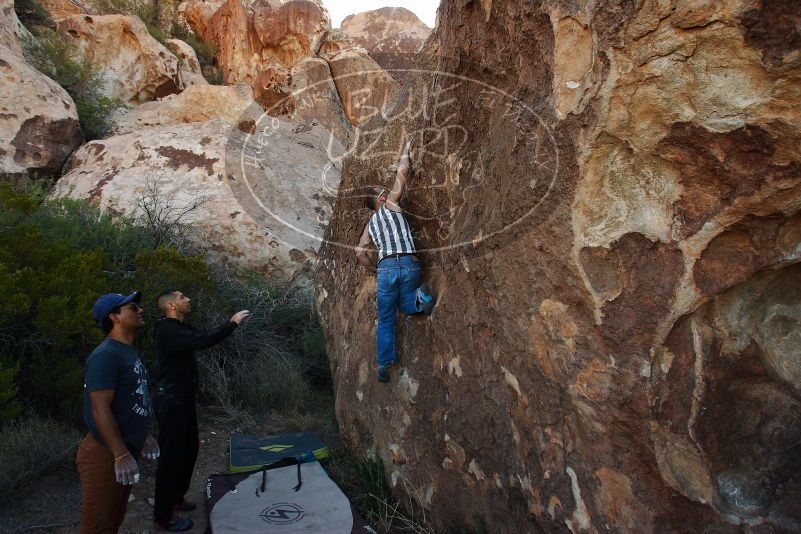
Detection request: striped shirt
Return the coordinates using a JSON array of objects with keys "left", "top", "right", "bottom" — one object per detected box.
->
[{"left": 368, "top": 205, "right": 416, "bottom": 261}]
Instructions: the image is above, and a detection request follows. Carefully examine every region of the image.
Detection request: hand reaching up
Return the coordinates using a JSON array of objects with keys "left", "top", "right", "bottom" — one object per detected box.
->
[{"left": 231, "top": 310, "right": 250, "bottom": 324}]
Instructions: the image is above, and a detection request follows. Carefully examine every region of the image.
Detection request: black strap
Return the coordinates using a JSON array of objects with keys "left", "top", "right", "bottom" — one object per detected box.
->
[
  {"left": 255, "top": 467, "right": 267, "bottom": 497},
  {"left": 293, "top": 460, "right": 303, "bottom": 492}
]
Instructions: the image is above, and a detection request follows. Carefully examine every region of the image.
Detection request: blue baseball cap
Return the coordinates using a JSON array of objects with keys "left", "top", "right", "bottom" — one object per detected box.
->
[{"left": 92, "top": 291, "right": 142, "bottom": 322}]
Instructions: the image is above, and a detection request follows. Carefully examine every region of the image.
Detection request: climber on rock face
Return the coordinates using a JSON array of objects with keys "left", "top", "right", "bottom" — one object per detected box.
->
[{"left": 355, "top": 138, "right": 435, "bottom": 383}]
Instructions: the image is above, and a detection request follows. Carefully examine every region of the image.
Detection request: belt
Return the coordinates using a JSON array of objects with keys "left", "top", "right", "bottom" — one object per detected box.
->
[{"left": 379, "top": 252, "right": 415, "bottom": 264}]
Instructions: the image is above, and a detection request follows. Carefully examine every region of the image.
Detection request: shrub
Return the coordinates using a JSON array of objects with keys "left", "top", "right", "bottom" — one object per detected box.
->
[
  {"left": 23, "top": 31, "right": 121, "bottom": 140},
  {"left": 0, "top": 416, "right": 81, "bottom": 503},
  {"left": 91, "top": 0, "right": 175, "bottom": 46},
  {"left": 0, "top": 364, "right": 22, "bottom": 422},
  {"left": 196, "top": 276, "right": 331, "bottom": 415},
  {"left": 13, "top": 0, "right": 55, "bottom": 33},
  {"left": 0, "top": 182, "right": 331, "bottom": 422}
]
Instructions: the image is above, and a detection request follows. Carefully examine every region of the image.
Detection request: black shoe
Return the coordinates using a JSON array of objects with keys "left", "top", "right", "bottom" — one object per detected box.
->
[{"left": 154, "top": 516, "right": 193, "bottom": 532}]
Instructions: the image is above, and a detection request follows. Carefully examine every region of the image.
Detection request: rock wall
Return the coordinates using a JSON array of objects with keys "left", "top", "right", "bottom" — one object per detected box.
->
[
  {"left": 316, "top": 0, "right": 801, "bottom": 532},
  {"left": 198, "top": 0, "right": 329, "bottom": 85},
  {"left": 55, "top": 116, "right": 344, "bottom": 279},
  {"left": 340, "top": 7, "right": 432, "bottom": 74},
  {"left": 1, "top": 0, "right": 82, "bottom": 178},
  {"left": 58, "top": 14, "right": 184, "bottom": 103}
]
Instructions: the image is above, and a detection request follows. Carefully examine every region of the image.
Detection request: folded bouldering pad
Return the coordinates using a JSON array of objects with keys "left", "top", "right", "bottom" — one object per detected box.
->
[
  {"left": 206, "top": 461, "right": 370, "bottom": 533},
  {"left": 229, "top": 432, "right": 330, "bottom": 473}
]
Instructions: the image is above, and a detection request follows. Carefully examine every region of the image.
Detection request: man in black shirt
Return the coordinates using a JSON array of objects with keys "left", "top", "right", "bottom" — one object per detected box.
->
[{"left": 152, "top": 290, "right": 249, "bottom": 531}]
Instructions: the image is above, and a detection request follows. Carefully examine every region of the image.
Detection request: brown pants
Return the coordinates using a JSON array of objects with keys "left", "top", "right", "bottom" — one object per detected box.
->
[{"left": 76, "top": 434, "right": 132, "bottom": 534}]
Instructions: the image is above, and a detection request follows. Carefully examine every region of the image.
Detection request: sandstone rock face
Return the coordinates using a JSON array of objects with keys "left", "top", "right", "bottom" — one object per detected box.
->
[
  {"left": 0, "top": 45, "right": 82, "bottom": 177},
  {"left": 340, "top": 7, "right": 432, "bottom": 73},
  {"left": 316, "top": 0, "right": 801, "bottom": 531},
  {"left": 181, "top": 0, "right": 224, "bottom": 37},
  {"left": 112, "top": 83, "right": 258, "bottom": 134},
  {"left": 289, "top": 56, "right": 351, "bottom": 144},
  {"left": 165, "top": 38, "right": 207, "bottom": 87},
  {"left": 54, "top": 118, "right": 343, "bottom": 279},
  {"left": 252, "top": 61, "right": 294, "bottom": 113},
  {"left": 38, "top": 0, "right": 88, "bottom": 21},
  {"left": 58, "top": 14, "right": 183, "bottom": 103},
  {"left": 317, "top": 29, "right": 353, "bottom": 60},
  {"left": 327, "top": 46, "right": 401, "bottom": 126},
  {"left": 1, "top": 0, "right": 30, "bottom": 56},
  {"left": 200, "top": 0, "right": 330, "bottom": 86}
]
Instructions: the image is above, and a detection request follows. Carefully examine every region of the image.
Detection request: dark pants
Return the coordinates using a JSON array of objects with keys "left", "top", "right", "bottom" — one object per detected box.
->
[
  {"left": 76, "top": 433, "right": 132, "bottom": 534},
  {"left": 153, "top": 393, "right": 199, "bottom": 523}
]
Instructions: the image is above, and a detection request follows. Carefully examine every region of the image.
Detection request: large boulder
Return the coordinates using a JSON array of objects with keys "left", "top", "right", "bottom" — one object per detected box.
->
[
  {"left": 289, "top": 56, "right": 351, "bottom": 144},
  {"left": 181, "top": 0, "right": 224, "bottom": 37},
  {"left": 317, "top": 28, "right": 353, "bottom": 60},
  {"left": 57, "top": 14, "right": 183, "bottom": 103},
  {"left": 0, "top": 0, "right": 30, "bottom": 55},
  {"left": 326, "top": 46, "right": 401, "bottom": 126},
  {"left": 37, "top": 0, "right": 88, "bottom": 21},
  {"left": 316, "top": 0, "right": 801, "bottom": 532},
  {"left": 340, "top": 7, "right": 432, "bottom": 73},
  {"left": 112, "top": 83, "right": 258, "bottom": 134},
  {"left": 165, "top": 38, "right": 207, "bottom": 87},
  {"left": 54, "top": 118, "right": 344, "bottom": 279},
  {"left": 201, "top": 0, "right": 330, "bottom": 86},
  {"left": 252, "top": 61, "right": 294, "bottom": 113},
  {"left": 0, "top": 45, "right": 82, "bottom": 177}
]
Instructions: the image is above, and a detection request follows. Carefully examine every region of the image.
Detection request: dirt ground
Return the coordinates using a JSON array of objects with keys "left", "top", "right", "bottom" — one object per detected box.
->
[{"left": 0, "top": 412, "right": 349, "bottom": 534}]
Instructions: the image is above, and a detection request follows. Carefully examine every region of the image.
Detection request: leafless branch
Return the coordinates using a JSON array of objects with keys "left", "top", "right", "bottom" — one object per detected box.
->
[{"left": 134, "top": 175, "right": 214, "bottom": 249}]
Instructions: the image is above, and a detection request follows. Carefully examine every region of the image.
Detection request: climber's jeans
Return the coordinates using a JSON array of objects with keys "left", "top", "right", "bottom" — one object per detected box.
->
[{"left": 376, "top": 254, "right": 423, "bottom": 368}]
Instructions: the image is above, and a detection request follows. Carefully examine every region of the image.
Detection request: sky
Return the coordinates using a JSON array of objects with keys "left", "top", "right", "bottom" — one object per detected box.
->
[{"left": 323, "top": 1, "right": 439, "bottom": 28}]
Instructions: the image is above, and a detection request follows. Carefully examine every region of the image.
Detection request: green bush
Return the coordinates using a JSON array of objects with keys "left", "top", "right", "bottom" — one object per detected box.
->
[
  {"left": 91, "top": 0, "right": 174, "bottom": 46},
  {"left": 13, "top": 0, "right": 55, "bottom": 33},
  {"left": 0, "top": 364, "right": 22, "bottom": 422},
  {"left": 0, "top": 182, "right": 330, "bottom": 422},
  {"left": 23, "top": 31, "right": 121, "bottom": 140}
]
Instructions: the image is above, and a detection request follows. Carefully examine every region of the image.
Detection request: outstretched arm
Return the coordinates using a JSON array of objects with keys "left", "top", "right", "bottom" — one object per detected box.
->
[
  {"left": 161, "top": 320, "right": 239, "bottom": 351},
  {"left": 385, "top": 140, "right": 411, "bottom": 211},
  {"left": 356, "top": 223, "right": 375, "bottom": 273}
]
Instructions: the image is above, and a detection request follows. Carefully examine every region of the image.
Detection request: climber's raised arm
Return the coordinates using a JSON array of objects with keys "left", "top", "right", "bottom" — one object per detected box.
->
[{"left": 385, "top": 140, "right": 411, "bottom": 211}]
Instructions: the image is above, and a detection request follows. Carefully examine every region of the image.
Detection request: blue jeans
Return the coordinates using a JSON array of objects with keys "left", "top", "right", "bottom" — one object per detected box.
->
[{"left": 376, "top": 255, "right": 423, "bottom": 368}]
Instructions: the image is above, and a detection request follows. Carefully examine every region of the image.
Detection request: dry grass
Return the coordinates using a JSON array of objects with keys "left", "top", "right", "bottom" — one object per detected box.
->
[{"left": 0, "top": 417, "right": 82, "bottom": 503}]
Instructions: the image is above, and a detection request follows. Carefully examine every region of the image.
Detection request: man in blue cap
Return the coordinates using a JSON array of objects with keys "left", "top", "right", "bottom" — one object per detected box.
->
[{"left": 77, "top": 291, "right": 162, "bottom": 534}]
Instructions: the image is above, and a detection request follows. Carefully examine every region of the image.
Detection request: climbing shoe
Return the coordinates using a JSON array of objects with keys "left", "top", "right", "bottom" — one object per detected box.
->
[
  {"left": 416, "top": 283, "right": 435, "bottom": 316},
  {"left": 154, "top": 516, "right": 193, "bottom": 532},
  {"left": 377, "top": 366, "right": 390, "bottom": 382}
]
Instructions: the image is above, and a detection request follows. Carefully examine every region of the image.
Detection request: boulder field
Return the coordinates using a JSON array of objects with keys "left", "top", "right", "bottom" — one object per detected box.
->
[{"left": 315, "top": 0, "right": 801, "bottom": 532}]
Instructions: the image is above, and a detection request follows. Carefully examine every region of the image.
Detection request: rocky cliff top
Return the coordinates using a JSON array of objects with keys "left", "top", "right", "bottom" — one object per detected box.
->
[{"left": 339, "top": 6, "right": 432, "bottom": 74}]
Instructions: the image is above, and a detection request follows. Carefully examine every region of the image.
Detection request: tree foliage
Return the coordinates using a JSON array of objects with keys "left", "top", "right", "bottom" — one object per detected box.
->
[
  {"left": 0, "top": 182, "right": 329, "bottom": 424},
  {"left": 23, "top": 30, "right": 122, "bottom": 140}
]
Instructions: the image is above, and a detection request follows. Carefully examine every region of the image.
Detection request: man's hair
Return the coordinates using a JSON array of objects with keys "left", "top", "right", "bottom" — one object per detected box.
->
[
  {"left": 156, "top": 290, "right": 179, "bottom": 313},
  {"left": 99, "top": 305, "right": 121, "bottom": 334},
  {"left": 364, "top": 186, "right": 384, "bottom": 211}
]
